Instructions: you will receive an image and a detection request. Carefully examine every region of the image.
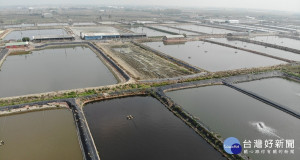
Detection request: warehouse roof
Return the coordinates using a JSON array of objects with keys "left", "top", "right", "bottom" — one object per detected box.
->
[
  {"left": 82, "top": 33, "right": 120, "bottom": 36},
  {"left": 164, "top": 35, "right": 185, "bottom": 39},
  {"left": 32, "top": 35, "right": 74, "bottom": 40},
  {"left": 5, "top": 42, "right": 29, "bottom": 47}
]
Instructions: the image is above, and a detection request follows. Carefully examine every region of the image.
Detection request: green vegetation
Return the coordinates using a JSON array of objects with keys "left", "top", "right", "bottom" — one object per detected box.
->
[
  {"left": 9, "top": 51, "right": 31, "bottom": 56},
  {"left": 0, "top": 83, "right": 151, "bottom": 107},
  {"left": 22, "top": 37, "right": 30, "bottom": 42},
  {"left": 282, "top": 64, "right": 300, "bottom": 78}
]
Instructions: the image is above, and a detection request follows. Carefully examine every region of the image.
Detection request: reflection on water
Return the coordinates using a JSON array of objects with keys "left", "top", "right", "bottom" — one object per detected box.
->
[
  {"left": 0, "top": 46, "right": 117, "bottom": 97},
  {"left": 84, "top": 96, "right": 225, "bottom": 160},
  {"left": 166, "top": 85, "right": 300, "bottom": 160},
  {"left": 0, "top": 109, "right": 83, "bottom": 160}
]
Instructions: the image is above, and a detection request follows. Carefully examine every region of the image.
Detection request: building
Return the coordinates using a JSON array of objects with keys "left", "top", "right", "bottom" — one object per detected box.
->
[
  {"left": 163, "top": 35, "right": 185, "bottom": 41},
  {"left": 81, "top": 32, "right": 120, "bottom": 40},
  {"left": 5, "top": 42, "right": 29, "bottom": 49},
  {"left": 42, "top": 13, "right": 53, "bottom": 18},
  {"left": 204, "top": 19, "right": 226, "bottom": 24},
  {"left": 227, "top": 32, "right": 250, "bottom": 37},
  {"left": 32, "top": 35, "right": 75, "bottom": 42},
  {"left": 120, "top": 33, "right": 146, "bottom": 39},
  {"left": 226, "top": 20, "right": 240, "bottom": 24}
]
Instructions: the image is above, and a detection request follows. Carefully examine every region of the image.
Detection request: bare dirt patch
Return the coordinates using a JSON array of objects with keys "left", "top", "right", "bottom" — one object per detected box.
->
[{"left": 96, "top": 41, "right": 193, "bottom": 80}]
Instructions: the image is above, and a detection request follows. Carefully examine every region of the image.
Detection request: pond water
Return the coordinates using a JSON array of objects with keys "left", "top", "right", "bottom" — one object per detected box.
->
[
  {"left": 151, "top": 26, "right": 198, "bottom": 35},
  {"left": 211, "top": 38, "right": 300, "bottom": 61},
  {"left": 128, "top": 27, "right": 171, "bottom": 37},
  {"left": 166, "top": 85, "right": 300, "bottom": 160},
  {"left": 83, "top": 96, "right": 225, "bottom": 160},
  {"left": 236, "top": 78, "right": 300, "bottom": 114},
  {"left": 144, "top": 41, "right": 285, "bottom": 72},
  {"left": 251, "top": 36, "right": 300, "bottom": 50},
  {"left": 0, "top": 46, "right": 117, "bottom": 97},
  {"left": 173, "top": 24, "right": 234, "bottom": 34},
  {"left": 0, "top": 109, "right": 83, "bottom": 160},
  {"left": 4, "top": 29, "right": 68, "bottom": 40}
]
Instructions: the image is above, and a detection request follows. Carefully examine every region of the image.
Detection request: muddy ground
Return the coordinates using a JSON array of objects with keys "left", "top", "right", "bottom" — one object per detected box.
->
[{"left": 96, "top": 41, "right": 193, "bottom": 80}]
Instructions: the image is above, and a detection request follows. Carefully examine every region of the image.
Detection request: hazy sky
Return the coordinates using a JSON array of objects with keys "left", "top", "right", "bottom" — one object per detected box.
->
[{"left": 1, "top": 0, "right": 300, "bottom": 12}]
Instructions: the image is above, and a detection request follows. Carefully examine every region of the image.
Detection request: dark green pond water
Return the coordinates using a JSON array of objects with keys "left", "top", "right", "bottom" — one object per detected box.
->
[{"left": 84, "top": 96, "right": 225, "bottom": 160}]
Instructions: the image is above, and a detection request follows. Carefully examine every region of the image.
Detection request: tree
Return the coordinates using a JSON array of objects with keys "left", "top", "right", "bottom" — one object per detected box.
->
[{"left": 22, "top": 37, "right": 30, "bottom": 42}]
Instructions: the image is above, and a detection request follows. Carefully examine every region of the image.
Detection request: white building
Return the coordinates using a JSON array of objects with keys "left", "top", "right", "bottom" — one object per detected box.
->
[{"left": 226, "top": 20, "right": 239, "bottom": 24}]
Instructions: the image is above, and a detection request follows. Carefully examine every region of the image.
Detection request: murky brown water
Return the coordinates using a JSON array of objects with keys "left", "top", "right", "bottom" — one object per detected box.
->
[{"left": 0, "top": 109, "right": 83, "bottom": 160}]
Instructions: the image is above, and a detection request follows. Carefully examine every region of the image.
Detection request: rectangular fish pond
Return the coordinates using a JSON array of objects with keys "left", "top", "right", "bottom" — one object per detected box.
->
[
  {"left": 4, "top": 29, "right": 68, "bottom": 41},
  {"left": 251, "top": 36, "right": 300, "bottom": 50},
  {"left": 83, "top": 96, "right": 225, "bottom": 160},
  {"left": 0, "top": 46, "right": 118, "bottom": 98},
  {"left": 0, "top": 108, "right": 83, "bottom": 160},
  {"left": 236, "top": 77, "right": 300, "bottom": 114},
  {"left": 172, "top": 24, "right": 234, "bottom": 34},
  {"left": 166, "top": 85, "right": 300, "bottom": 160},
  {"left": 144, "top": 41, "right": 285, "bottom": 72},
  {"left": 128, "top": 26, "right": 171, "bottom": 37},
  {"left": 211, "top": 38, "right": 300, "bottom": 61},
  {"left": 150, "top": 25, "right": 198, "bottom": 35}
]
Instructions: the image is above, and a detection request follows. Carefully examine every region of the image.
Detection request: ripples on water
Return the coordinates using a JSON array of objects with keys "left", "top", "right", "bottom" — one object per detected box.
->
[{"left": 250, "top": 121, "right": 281, "bottom": 138}]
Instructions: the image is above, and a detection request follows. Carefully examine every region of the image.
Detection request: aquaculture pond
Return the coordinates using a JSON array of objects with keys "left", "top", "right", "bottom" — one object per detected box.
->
[
  {"left": 173, "top": 24, "right": 234, "bottom": 34},
  {"left": 0, "top": 46, "right": 117, "bottom": 98},
  {"left": 128, "top": 27, "right": 171, "bottom": 37},
  {"left": 166, "top": 85, "right": 300, "bottom": 160},
  {"left": 83, "top": 96, "right": 225, "bottom": 160},
  {"left": 37, "top": 23, "right": 69, "bottom": 26},
  {"left": 144, "top": 41, "right": 285, "bottom": 72},
  {"left": 4, "top": 29, "right": 68, "bottom": 40},
  {"left": 71, "top": 26, "right": 120, "bottom": 36},
  {"left": 211, "top": 38, "right": 300, "bottom": 61},
  {"left": 251, "top": 36, "right": 300, "bottom": 50},
  {"left": 236, "top": 78, "right": 300, "bottom": 114},
  {"left": 151, "top": 25, "right": 198, "bottom": 35},
  {"left": 0, "top": 109, "right": 83, "bottom": 160}
]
